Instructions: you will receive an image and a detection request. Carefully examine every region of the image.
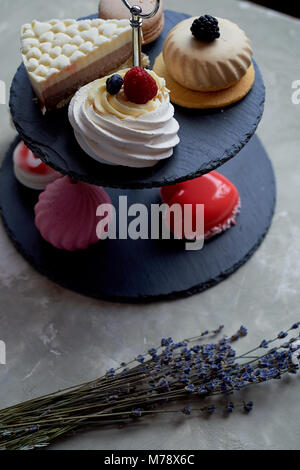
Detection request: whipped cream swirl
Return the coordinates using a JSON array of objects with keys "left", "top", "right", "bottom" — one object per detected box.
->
[{"left": 68, "top": 69, "right": 180, "bottom": 168}]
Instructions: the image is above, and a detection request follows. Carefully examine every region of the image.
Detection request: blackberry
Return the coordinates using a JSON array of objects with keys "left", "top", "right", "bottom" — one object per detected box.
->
[
  {"left": 106, "top": 74, "right": 124, "bottom": 95},
  {"left": 191, "top": 15, "right": 220, "bottom": 42}
]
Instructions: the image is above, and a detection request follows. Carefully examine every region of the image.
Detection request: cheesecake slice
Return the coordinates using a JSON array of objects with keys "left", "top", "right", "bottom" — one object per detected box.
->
[{"left": 21, "top": 18, "right": 133, "bottom": 110}]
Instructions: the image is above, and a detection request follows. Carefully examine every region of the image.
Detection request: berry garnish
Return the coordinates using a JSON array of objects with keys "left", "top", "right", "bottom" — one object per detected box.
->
[
  {"left": 191, "top": 15, "right": 220, "bottom": 42},
  {"left": 106, "top": 74, "right": 124, "bottom": 95},
  {"left": 123, "top": 66, "right": 158, "bottom": 105}
]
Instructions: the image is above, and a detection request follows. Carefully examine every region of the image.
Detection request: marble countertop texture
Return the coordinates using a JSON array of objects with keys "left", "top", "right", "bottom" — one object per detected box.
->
[{"left": 0, "top": 0, "right": 300, "bottom": 450}]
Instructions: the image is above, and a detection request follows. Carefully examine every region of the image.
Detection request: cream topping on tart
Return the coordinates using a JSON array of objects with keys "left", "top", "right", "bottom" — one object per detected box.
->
[
  {"left": 68, "top": 69, "right": 180, "bottom": 168},
  {"left": 163, "top": 17, "right": 253, "bottom": 92}
]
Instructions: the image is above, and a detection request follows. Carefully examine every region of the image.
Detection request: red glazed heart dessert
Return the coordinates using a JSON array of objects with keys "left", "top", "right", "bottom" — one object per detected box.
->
[
  {"left": 160, "top": 171, "right": 241, "bottom": 240},
  {"left": 13, "top": 141, "right": 61, "bottom": 190}
]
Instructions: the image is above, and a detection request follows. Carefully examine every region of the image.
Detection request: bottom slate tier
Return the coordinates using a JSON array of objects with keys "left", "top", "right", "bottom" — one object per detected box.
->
[{"left": 0, "top": 135, "right": 276, "bottom": 303}]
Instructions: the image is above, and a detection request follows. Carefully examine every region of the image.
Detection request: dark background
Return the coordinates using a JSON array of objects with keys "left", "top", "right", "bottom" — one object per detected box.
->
[{"left": 247, "top": 0, "right": 300, "bottom": 18}]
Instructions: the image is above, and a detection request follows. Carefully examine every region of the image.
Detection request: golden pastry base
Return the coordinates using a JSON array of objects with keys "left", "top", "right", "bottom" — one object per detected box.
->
[{"left": 153, "top": 53, "right": 255, "bottom": 109}]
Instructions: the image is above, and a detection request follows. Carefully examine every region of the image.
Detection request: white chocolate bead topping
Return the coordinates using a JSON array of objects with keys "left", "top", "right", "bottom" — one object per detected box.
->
[{"left": 21, "top": 18, "right": 131, "bottom": 82}]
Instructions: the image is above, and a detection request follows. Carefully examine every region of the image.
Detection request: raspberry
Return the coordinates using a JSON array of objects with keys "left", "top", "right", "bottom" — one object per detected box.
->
[{"left": 123, "top": 67, "right": 158, "bottom": 104}]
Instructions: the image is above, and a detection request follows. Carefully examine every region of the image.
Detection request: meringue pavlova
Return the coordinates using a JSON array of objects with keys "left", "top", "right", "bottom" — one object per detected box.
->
[{"left": 68, "top": 67, "right": 180, "bottom": 168}]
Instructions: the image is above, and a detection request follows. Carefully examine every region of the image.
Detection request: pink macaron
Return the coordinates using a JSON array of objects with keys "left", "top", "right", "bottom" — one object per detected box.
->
[{"left": 98, "top": 0, "right": 165, "bottom": 45}]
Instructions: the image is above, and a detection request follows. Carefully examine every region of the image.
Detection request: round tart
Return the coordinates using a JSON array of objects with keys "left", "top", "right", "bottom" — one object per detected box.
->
[
  {"left": 153, "top": 53, "right": 255, "bottom": 109},
  {"left": 163, "top": 17, "right": 253, "bottom": 92},
  {"left": 68, "top": 67, "right": 180, "bottom": 168}
]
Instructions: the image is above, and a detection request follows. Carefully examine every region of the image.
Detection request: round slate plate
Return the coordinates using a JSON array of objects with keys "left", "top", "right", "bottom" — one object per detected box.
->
[
  {"left": 0, "top": 135, "right": 276, "bottom": 303},
  {"left": 10, "top": 10, "right": 265, "bottom": 189}
]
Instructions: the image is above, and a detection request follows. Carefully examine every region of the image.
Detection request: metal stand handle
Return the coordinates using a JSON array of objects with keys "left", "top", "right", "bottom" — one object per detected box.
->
[{"left": 121, "top": 0, "right": 160, "bottom": 67}]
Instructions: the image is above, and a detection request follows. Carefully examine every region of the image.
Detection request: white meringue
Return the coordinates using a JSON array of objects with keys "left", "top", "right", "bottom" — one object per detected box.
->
[{"left": 68, "top": 69, "right": 180, "bottom": 168}]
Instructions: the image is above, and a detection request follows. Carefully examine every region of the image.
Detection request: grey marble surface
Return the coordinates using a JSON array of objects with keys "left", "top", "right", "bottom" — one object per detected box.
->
[{"left": 0, "top": 0, "right": 300, "bottom": 450}]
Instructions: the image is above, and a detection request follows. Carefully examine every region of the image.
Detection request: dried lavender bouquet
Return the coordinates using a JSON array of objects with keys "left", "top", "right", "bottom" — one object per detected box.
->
[{"left": 0, "top": 322, "right": 300, "bottom": 450}]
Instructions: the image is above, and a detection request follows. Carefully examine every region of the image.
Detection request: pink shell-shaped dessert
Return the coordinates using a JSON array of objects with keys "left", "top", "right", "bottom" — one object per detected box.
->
[{"left": 34, "top": 177, "right": 112, "bottom": 251}]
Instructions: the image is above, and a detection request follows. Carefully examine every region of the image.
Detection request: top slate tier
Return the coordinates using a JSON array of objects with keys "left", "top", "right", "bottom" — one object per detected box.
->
[{"left": 10, "top": 11, "right": 265, "bottom": 189}]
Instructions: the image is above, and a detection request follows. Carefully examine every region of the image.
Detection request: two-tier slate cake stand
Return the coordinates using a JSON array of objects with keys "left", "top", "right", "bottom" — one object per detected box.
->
[{"left": 0, "top": 10, "right": 276, "bottom": 303}]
